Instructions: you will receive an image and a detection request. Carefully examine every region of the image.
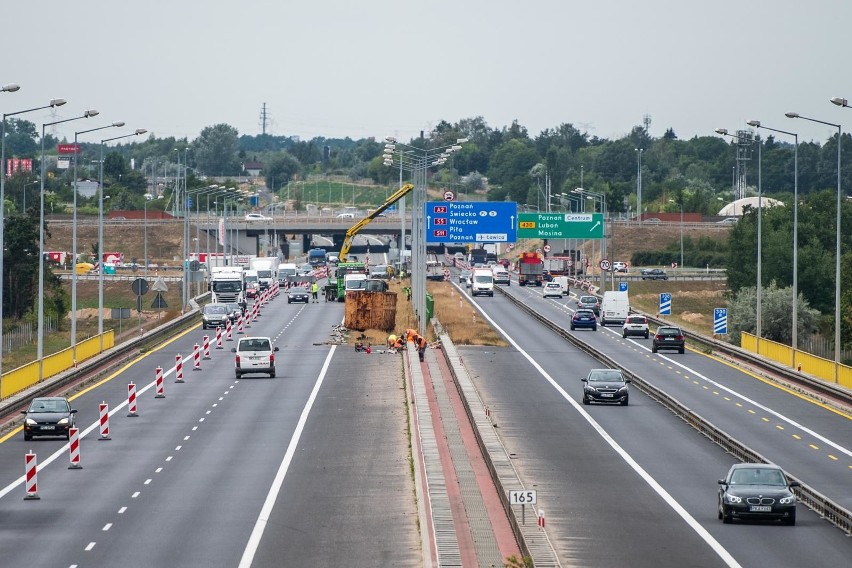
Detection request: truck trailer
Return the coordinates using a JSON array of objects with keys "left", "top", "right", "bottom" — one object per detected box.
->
[{"left": 518, "top": 252, "right": 544, "bottom": 286}]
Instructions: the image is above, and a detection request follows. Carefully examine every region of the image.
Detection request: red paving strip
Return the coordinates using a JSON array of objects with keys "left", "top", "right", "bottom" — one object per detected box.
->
[
  {"left": 405, "top": 355, "right": 439, "bottom": 567},
  {"left": 432, "top": 350, "right": 523, "bottom": 563},
  {"left": 420, "top": 358, "right": 479, "bottom": 567}
]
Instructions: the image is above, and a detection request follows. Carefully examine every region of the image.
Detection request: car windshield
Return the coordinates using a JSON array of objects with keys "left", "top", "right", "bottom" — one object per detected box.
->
[
  {"left": 30, "top": 399, "right": 69, "bottom": 413},
  {"left": 587, "top": 370, "right": 625, "bottom": 383},
  {"left": 627, "top": 316, "right": 645, "bottom": 324},
  {"left": 729, "top": 468, "right": 786, "bottom": 486},
  {"left": 204, "top": 305, "right": 228, "bottom": 315},
  {"left": 575, "top": 310, "right": 594, "bottom": 317},
  {"left": 226, "top": 303, "right": 241, "bottom": 313},
  {"left": 474, "top": 275, "right": 491, "bottom": 283},
  {"left": 580, "top": 297, "right": 596, "bottom": 304},
  {"left": 290, "top": 288, "right": 307, "bottom": 294},
  {"left": 239, "top": 339, "right": 271, "bottom": 352},
  {"left": 658, "top": 327, "right": 681, "bottom": 336}
]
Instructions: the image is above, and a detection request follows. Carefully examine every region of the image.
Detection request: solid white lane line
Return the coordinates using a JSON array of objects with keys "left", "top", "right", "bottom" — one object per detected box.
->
[{"left": 238, "top": 345, "right": 337, "bottom": 568}]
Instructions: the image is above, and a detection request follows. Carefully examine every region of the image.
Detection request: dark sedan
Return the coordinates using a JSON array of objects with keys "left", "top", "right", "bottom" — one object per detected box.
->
[
  {"left": 641, "top": 268, "right": 668, "bottom": 280},
  {"left": 718, "top": 463, "right": 798, "bottom": 525},
  {"left": 652, "top": 326, "right": 685, "bottom": 353},
  {"left": 581, "top": 368, "right": 630, "bottom": 406},
  {"left": 570, "top": 309, "right": 597, "bottom": 331},
  {"left": 287, "top": 287, "right": 310, "bottom": 304},
  {"left": 577, "top": 295, "right": 600, "bottom": 316},
  {"left": 22, "top": 397, "right": 78, "bottom": 440},
  {"left": 201, "top": 303, "right": 230, "bottom": 330}
]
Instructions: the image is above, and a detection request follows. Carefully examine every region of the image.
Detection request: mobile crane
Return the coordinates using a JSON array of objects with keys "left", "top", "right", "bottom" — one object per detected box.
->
[{"left": 338, "top": 183, "right": 415, "bottom": 262}]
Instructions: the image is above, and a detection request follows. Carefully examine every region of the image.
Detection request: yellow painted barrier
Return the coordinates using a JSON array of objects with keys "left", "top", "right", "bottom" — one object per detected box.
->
[
  {"left": 741, "top": 332, "right": 851, "bottom": 388},
  {"left": 0, "top": 331, "right": 115, "bottom": 400}
]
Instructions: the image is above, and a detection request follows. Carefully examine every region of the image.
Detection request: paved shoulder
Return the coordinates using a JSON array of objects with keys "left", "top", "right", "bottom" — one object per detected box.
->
[{"left": 249, "top": 351, "right": 422, "bottom": 568}]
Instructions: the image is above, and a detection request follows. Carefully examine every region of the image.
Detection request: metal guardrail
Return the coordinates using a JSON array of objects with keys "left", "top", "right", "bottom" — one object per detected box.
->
[
  {"left": 496, "top": 285, "right": 852, "bottom": 536},
  {"left": 0, "top": 306, "right": 202, "bottom": 416}
]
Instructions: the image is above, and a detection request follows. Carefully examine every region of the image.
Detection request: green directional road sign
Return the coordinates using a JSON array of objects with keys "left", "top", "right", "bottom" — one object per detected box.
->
[{"left": 517, "top": 212, "right": 604, "bottom": 239}]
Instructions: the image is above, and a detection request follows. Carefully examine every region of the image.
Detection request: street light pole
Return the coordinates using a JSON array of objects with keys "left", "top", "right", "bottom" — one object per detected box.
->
[
  {"left": 747, "top": 120, "right": 799, "bottom": 357},
  {"left": 38, "top": 109, "right": 99, "bottom": 381},
  {"left": 1, "top": 94, "right": 64, "bottom": 378},
  {"left": 786, "top": 111, "right": 842, "bottom": 381},
  {"left": 98, "top": 129, "right": 146, "bottom": 349},
  {"left": 635, "top": 148, "right": 643, "bottom": 224},
  {"left": 74, "top": 121, "right": 124, "bottom": 360},
  {"left": 668, "top": 199, "right": 684, "bottom": 268}
]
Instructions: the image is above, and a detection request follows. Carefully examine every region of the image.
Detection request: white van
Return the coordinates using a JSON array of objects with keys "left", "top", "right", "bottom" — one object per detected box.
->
[
  {"left": 491, "top": 265, "right": 511, "bottom": 286},
  {"left": 552, "top": 276, "right": 570, "bottom": 296},
  {"left": 470, "top": 268, "right": 494, "bottom": 297},
  {"left": 600, "top": 290, "right": 630, "bottom": 326}
]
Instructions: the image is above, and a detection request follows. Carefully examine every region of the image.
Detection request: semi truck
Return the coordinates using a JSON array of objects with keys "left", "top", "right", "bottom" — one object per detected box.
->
[
  {"left": 250, "top": 257, "right": 280, "bottom": 291},
  {"left": 210, "top": 267, "right": 245, "bottom": 305},
  {"left": 308, "top": 248, "right": 327, "bottom": 267},
  {"left": 518, "top": 252, "right": 544, "bottom": 286}
]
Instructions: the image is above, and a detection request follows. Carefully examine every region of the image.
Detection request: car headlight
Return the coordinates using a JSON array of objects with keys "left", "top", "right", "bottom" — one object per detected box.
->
[
  {"left": 779, "top": 495, "right": 796, "bottom": 505},
  {"left": 57, "top": 417, "right": 69, "bottom": 425},
  {"left": 617, "top": 385, "right": 629, "bottom": 392},
  {"left": 584, "top": 386, "right": 597, "bottom": 393},
  {"left": 26, "top": 418, "right": 37, "bottom": 425},
  {"left": 725, "top": 494, "right": 742, "bottom": 504}
]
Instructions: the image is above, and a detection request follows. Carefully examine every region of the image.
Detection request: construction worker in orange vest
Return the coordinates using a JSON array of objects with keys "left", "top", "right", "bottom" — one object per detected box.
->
[
  {"left": 405, "top": 328, "right": 418, "bottom": 342},
  {"left": 415, "top": 334, "right": 427, "bottom": 362}
]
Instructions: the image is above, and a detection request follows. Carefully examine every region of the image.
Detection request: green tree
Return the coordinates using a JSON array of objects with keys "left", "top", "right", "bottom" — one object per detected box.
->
[
  {"left": 728, "top": 282, "right": 819, "bottom": 346},
  {"left": 487, "top": 139, "right": 539, "bottom": 203},
  {"left": 192, "top": 124, "right": 240, "bottom": 176},
  {"left": 265, "top": 153, "right": 302, "bottom": 188}
]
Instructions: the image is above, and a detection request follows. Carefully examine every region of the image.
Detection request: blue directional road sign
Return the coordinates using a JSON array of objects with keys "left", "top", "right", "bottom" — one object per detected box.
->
[
  {"left": 425, "top": 201, "right": 517, "bottom": 243},
  {"left": 659, "top": 293, "right": 672, "bottom": 315},
  {"left": 714, "top": 308, "right": 728, "bottom": 334},
  {"left": 618, "top": 281, "right": 628, "bottom": 292}
]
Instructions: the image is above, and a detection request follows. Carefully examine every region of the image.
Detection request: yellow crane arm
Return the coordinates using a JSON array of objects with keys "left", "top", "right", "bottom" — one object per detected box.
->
[{"left": 339, "top": 183, "right": 415, "bottom": 262}]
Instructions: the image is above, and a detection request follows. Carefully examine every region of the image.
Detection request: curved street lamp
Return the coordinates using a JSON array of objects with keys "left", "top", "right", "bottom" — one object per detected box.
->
[
  {"left": 0, "top": 95, "right": 65, "bottom": 379},
  {"left": 97, "top": 128, "right": 147, "bottom": 349},
  {"left": 746, "top": 119, "right": 799, "bottom": 359},
  {"left": 37, "top": 109, "right": 98, "bottom": 380},
  {"left": 786, "top": 110, "right": 842, "bottom": 382},
  {"left": 71, "top": 121, "right": 124, "bottom": 360}
]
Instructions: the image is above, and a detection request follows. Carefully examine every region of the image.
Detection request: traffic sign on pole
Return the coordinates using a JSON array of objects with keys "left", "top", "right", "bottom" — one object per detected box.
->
[
  {"left": 714, "top": 308, "right": 728, "bottom": 334},
  {"left": 518, "top": 212, "right": 604, "bottom": 239},
  {"left": 425, "top": 201, "right": 517, "bottom": 243},
  {"left": 659, "top": 293, "right": 672, "bottom": 315}
]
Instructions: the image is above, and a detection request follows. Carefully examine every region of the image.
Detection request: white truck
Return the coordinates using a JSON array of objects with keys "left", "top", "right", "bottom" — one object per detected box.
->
[
  {"left": 277, "top": 263, "right": 298, "bottom": 285},
  {"left": 250, "top": 257, "right": 280, "bottom": 291},
  {"left": 600, "top": 290, "right": 630, "bottom": 326},
  {"left": 210, "top": 267, "right": 245, "bottom": 305}
]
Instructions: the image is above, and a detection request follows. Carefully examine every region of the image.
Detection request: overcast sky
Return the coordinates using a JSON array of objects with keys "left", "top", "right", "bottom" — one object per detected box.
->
[{"left": 5, "top": 1, "right": 850, "bottom": 146}]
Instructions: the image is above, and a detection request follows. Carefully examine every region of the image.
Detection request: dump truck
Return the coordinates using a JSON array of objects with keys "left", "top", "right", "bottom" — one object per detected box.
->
[{"left": 518, "top": 252, "right": 544, "bottom": 286}]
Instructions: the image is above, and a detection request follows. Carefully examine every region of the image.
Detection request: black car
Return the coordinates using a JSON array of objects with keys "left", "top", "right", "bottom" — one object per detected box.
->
[
  {"left": 21, "top": 397, "right": 77, "bottom": 440},
  {"left": 201, "top": 303, "right": 230, "bottom": 330},
  {"left": 718, "top": 463, "right": 799, "bottom": 525},
  {"left": 641, "top": 268, "right": 668, "bottom": 280},
  {"left": 288, "top": 286, "right": 310, "bottom": 304},
  {"left": 652, "top": 326, "right": 685, "bottom": 354},
  {"left": 581, "top": 368, "right": 630, "bottom": 406},
  {"left": 224, "top": 302, "right": 243, "bottom": 322},
  {"left": 577, "top": 295, "right": 600, "bottom": 316}
]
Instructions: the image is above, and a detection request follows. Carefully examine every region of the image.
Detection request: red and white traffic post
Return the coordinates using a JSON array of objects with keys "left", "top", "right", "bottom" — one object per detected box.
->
[
  {"left": 253, "top": 302, "right": 260, "bottom": 322},
  {"left": 127, "top": 383, "right": 139, "bottom": 417},
  {"left": 175, "top": 354, "right": 184, "bottom": 383},
  {"left": 226, "top": 318, "right": 233, "bottom": 340},
  {"left": 238, "top": 314, "right": 245, "bottom": 333},
  {"left": 24, "top": 452, "right": 39, "bottom": 499},
  {"left": 203, "top": 334, "right": 211, "bottom": 359},
  {"left": 215, "top": 326, "right": 223, "bottom": 349},
  {"left": 538, "top": 509, "right": 545, "bottom": 529},
  {"left": 154, "top": 366, "right": 165, "bottom": 398},
  {"left": 68, "top": 427, "right": 82, "bottom": 469},
  {"left": 193, "top": 343, "right": 202, "bottom": 370},
  {"left": 99, "top": 402, "right": 111, "bottom": 440}
]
